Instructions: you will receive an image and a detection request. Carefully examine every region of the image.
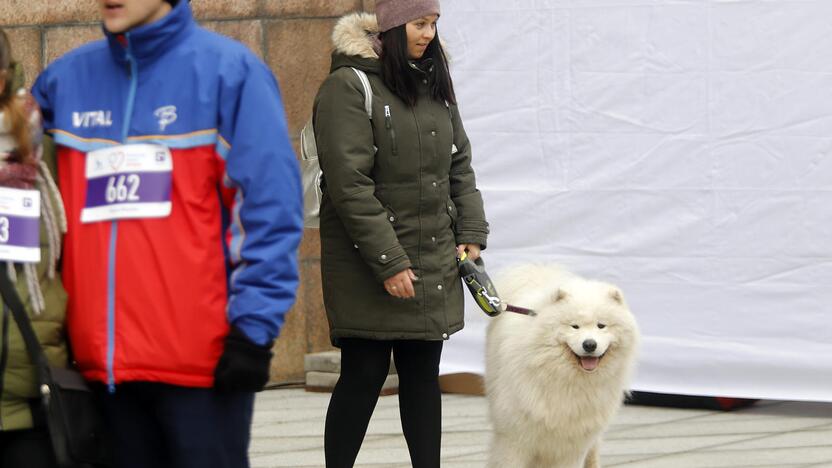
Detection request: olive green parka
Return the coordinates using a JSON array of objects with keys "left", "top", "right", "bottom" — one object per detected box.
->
[
  {"left": 0, "top": 65, "right": 68, "bottom": 431},
  {"left": 313, "top": 13, "right": 489, "bottom": 345}
]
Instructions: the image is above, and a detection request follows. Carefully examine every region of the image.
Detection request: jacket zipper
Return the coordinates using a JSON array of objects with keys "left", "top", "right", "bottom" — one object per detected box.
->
[
  {"left": 384, "top": 105, "right": 398, "bottom": 156},
  {"left": 0, "top": 304, "right": 9, "bottom": 429},
  {"left": 105, "top": 34, "right": 139, "bottom": 394}
]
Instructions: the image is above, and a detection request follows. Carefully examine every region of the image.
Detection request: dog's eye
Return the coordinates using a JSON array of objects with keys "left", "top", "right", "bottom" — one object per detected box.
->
[
  {"left": 571, "top": 324, "right": 579, "bottom": 329},
  {"left": 597, "top": 323, "right": 606, "bottom": 329}
]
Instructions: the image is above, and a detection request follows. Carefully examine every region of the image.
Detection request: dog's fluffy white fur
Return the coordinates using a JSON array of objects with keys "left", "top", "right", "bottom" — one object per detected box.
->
[{"left": 485, "top": 264, "right": 639, "bottom": 468}]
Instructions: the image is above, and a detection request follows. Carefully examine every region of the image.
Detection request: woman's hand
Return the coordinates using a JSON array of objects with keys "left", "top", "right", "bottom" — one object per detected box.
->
[
  {"left": 457, "top": 244, "right": 481, "bottom": 261},
  {"left": 384, "top": 268, "right": 418, "bottom": 298}
]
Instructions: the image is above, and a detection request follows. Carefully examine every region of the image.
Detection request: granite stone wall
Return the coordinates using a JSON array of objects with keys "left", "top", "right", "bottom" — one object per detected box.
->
[{"left": 0, "top": 0, "right": 377, "bottom": 383}]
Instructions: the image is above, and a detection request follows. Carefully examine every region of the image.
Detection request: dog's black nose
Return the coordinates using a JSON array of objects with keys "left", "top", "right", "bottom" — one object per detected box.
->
[{"left": 583, "top": 339, "right": 597, "bottom": 353}]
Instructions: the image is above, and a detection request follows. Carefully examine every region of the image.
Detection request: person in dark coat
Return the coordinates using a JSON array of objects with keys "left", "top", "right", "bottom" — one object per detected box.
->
[{"left": 312, "top": 0, "right": 489, "bottom": 466}]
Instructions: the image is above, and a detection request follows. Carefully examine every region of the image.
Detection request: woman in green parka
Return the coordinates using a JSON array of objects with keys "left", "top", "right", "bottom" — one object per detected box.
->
[
  {"left": 0, "top": 29, "right": 68, "bottom": 468},
  {"left": 313, "top": 1, "right": 488, "bottom": 466}
]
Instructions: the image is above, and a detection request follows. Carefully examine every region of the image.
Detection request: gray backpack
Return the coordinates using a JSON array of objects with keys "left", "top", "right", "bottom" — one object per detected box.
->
[{"left": 300, "top": 67, "right": 373, "bottom": 228}]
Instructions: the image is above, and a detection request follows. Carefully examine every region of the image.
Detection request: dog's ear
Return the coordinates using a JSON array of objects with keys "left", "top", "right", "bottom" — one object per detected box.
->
[
  {"left": 553, "top": 289, "right": 568, "bottom": 303},
  {"left": 609, "top": 288, "right": 624, "bottom": 305}
]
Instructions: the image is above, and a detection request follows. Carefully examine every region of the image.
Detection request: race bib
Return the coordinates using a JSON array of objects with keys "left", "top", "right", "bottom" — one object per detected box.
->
[
  {"left": 81, "top": 144, "right": 173, "bottom": 223},
  {"left": 0, "top": 187, "right": 41, "bottom": 263}
]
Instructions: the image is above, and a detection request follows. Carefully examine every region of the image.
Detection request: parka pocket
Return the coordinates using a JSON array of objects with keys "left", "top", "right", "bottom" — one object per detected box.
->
[{"left": 384, "top": 105, "right": 398, "bottom": 156}]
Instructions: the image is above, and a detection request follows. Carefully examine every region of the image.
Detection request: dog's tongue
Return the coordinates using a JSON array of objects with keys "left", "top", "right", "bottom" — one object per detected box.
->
[{"left": 580, "top": 356, "right": 599, "bottom": 371}]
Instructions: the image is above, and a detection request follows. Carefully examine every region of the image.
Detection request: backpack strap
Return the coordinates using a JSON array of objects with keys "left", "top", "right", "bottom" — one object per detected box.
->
[{"left": 350, "top": 67, "right": 373, "bottom": 119}]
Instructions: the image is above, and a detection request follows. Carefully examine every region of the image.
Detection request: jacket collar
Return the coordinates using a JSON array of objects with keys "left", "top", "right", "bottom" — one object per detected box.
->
[{"left": 105, "top": 0, "right": 195, "bottom": 65}]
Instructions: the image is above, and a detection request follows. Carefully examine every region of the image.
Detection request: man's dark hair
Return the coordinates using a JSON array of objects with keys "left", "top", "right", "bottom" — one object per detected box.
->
[{"left": 379, "top": 25, "right": 456, "bottom": 107}]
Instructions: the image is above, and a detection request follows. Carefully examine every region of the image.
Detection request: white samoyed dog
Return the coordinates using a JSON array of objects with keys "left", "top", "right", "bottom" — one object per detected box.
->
[{"left": 485, "top": 264, "right": 639, "bottom": 468}]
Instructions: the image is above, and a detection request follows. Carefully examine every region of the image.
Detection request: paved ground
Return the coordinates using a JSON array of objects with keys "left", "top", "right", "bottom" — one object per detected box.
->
[{"left": 249, "top": 388, "right": 832, "bottom": 468}]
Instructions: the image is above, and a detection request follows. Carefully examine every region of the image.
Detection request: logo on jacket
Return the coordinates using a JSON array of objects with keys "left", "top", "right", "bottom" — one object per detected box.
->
[
  {"left": 72, "top": 111, "right": 113, "bottom": 128},
  {"left": 154, "top": 106, "right": 178, "bottom": 132}
]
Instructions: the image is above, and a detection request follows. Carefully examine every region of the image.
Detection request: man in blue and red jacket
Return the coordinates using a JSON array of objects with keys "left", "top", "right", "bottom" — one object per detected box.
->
[{"left": 33, "top": 0, "right": 303, "bottom": 466}]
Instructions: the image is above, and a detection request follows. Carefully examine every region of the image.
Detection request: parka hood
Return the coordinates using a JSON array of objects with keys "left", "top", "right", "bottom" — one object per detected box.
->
[{"left": 330, "top": 12, "right": 381, "bottom": 74}]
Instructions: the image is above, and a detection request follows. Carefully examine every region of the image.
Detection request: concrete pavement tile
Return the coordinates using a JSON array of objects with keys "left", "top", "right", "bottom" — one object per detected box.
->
[
  {"left": 804, "top": 462, "right": 832, "bottom": 468},
  {"left": 608, "top": 447, "right": 832, "bottom": 467},
  {"left": 250, "top": 435, "right": 321, "bottom": 454},
  {"left": 442, "top": 416, "right": 492, "bottom": 431},
  {"left": 721, "top": 429, "right": 832, "bottom": 450},
  {"left": 616, "top": 404, "right": 717, "bottom": 424},
  {"left": 601, "top": 453, "right": 664, "bottom": 465},
  {"left": 421, "top": 462, "right": 485, "bottom": 468},
  {"left": 253, "top": 406, "right": 327, "bottom": 424},
  {"left": 731, "top": 465, "right": 820, "bottom": 468},
  {"left": 249, "top": 390, "right": 832, "bottom": 467},
  {"left": 251, "top": 419, "right": 326, "bottom": 437},
  {"left": 440, "top": 429, "right": 491, "bottom": 447},
  {"left": 601, "top": 433, "right": 755, "bottom": 456},
  {"left": 255, "top": 391, "right": 331, "bottom": 410},
  {"left": 605, "top": 417, "right": 828, "bottom": 439},
  {"left": 443, "top": 447, "right": 492, "bottom": 463},
  {"left": 353, "top": 445, "right": 419, "bottom": 465},
  {"left": 250, "top": 451, "right": 324, "bottom": 467}
]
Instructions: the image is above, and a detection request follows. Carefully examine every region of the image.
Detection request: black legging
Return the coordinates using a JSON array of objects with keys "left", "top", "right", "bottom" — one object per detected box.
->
[{"left": 324, "top": 338, "right": 443, "bottom": 468}]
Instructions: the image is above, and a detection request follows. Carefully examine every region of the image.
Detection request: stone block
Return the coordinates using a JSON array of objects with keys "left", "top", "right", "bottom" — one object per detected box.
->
[
  {"left": 304, "top": 351, "right": 341, "bottom": 373},
  {"left": 3, "top": 27, "right": 42, "bottom": 89},
  {"left": 190, "top": 0, "right": 258, "bottom": 21},
  {"left": 261, "top": 0, "right": 362, "bottom": 18},
  {"left": 44, "top": 26, "right": 103, "bottom": 65},
  {"left": 269, "top": 262, "right": 313, "bottom": 383},
  {"left": 304, "top": 351, "right": 396, "bottom": 375},
  {"left": 201, "top": 20, "right": 264, "bottom": 58},
  {"left": 300, "top": 261, "right": 333, "bottom": 355},
  {"left": 439, "top": 373, "right": 485, "bottom": 396},
  {"left": 300, "top": 229, "right": 321, "bottom": 260},
  {"left": 265, "top": 18, "right": 336, "bottom": 135},
  {"left": 0, "top": 1, "right": 98, "bottom": 26}
]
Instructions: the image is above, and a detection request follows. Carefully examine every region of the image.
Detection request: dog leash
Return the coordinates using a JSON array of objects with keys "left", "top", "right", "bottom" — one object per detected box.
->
[{"left": 458, "top": 253, "right": 537, "bottom": 317}]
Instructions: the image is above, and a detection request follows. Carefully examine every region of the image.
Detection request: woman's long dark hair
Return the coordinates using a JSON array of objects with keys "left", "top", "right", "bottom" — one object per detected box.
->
[{"left": 379, "top": 24, "right": 456, "bottom": 107}]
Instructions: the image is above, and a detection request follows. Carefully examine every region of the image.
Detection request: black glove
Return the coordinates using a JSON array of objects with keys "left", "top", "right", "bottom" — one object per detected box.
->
[{"left": 214, "top": 325, "right": 274, "bottom": 392}]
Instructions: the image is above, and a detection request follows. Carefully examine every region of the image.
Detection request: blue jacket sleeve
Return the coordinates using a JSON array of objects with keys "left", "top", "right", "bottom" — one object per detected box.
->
[{"left": 219, "top": 55, "right": 303, "bottom": 346}]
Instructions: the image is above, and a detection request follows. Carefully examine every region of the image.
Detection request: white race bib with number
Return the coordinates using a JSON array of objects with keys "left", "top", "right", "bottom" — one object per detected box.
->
[
  {"left": 81, "top": 144, "right": 173, "bottom": 223},
  {"left": 0, "top": 187, "right": 41, "bottom": 263}
]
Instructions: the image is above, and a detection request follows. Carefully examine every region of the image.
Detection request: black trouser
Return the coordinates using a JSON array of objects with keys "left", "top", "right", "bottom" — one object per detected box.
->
[
  {"left": 0, "top": 425, "right": 58, "bottom": 468},
  {"left": 96, "top": 382, "right": 255, "bottom": 468},
  {"left": 324, "top": 338, "right": 444, "bottom": 468}
]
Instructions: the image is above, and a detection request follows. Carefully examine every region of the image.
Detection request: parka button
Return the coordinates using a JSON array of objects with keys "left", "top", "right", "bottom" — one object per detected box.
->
[
  {"left": 437, "top": 284, "right": 443, "bottom": 291},
  {"left": 389, "top": 216, "right": 395, "bottom": 222},
  {"left": 432, "top": 181, "right": 437, "bottom": 187},
  {"left": 442, "top": 333, "right": 448, "bottom": 339},
  {"left": 354, "top": 244, "right": 359, "bottom": 249},
  {"left": 380, "top": 254, "right": 387, "bottom": 260},
  {"left": 431, "top": 131, "right": 437, "bottom": 136},
  {"left": 422, "top": 79, "right": 428, "bottom": 85},
  {"left": 431, "top": 236, "right": 436, "bottom": 242}
]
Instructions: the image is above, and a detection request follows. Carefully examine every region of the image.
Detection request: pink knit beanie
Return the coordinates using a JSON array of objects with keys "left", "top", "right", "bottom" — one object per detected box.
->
[{"left": 375, "top": 0, "right": 441, "bottom": 33}]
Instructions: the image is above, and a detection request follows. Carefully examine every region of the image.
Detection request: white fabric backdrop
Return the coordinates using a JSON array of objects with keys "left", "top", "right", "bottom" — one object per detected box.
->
[{"left": 438, "top": 0, "right": 832, "bottom": 403}]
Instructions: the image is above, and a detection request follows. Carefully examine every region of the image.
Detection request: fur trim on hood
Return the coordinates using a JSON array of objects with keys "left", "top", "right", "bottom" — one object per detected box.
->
[{"left": 332, "top": 12, "right": 380, "bottom": 60}]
